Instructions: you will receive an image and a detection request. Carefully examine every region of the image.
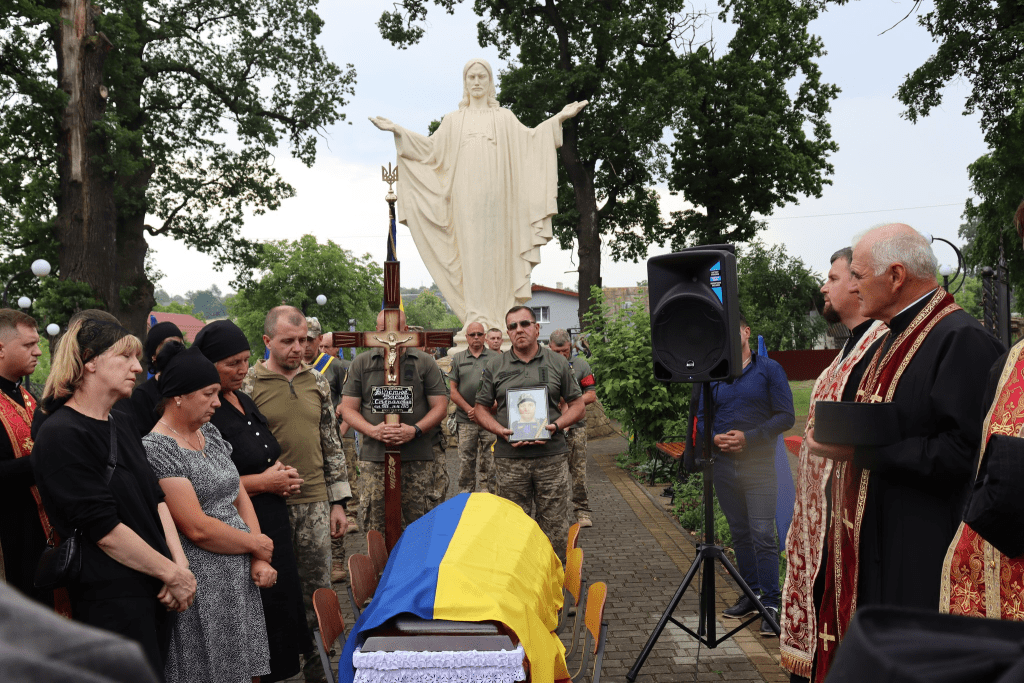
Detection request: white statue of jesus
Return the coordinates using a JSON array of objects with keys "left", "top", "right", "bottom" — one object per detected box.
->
[{"left": 370, "top": 58, "right": 587, "bottom": 342}]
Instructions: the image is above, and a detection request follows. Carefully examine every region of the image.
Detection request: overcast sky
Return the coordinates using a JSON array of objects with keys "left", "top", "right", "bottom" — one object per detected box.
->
[{"left": 150, "top": 0, "right": 986, "bottom": 298}]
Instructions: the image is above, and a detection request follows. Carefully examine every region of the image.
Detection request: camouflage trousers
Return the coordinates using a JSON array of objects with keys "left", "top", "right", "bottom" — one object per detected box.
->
[
  {"left": 342, "top": 434, "right": 360, "bottom": 512},
  {"left": 286, "top": 500, "right": 331, "bottom": 649},
  {"left": 359, "top": 452, "right": 444, "bottom": 536},
  {"left": 495, "top": 453, "right": 569, "bottom": 563},
  {"left": 457, "top": 422, "right": 497, "bottom": 494},
  {"left": 566, "top": 426, "right": 591, "bottom": 519},
  {"left": 433, "top": 441, "right": 450, "bottom": 504}
]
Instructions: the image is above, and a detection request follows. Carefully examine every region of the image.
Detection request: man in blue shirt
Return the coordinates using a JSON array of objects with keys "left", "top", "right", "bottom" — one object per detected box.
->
[{"left": 696, "top": 312, "right": 794, "bottom": 636}]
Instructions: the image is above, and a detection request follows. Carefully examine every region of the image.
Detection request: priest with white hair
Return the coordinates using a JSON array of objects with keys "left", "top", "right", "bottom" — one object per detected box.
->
[{"left": 802, "top": 223, "right": 1004, "bottom": 682}]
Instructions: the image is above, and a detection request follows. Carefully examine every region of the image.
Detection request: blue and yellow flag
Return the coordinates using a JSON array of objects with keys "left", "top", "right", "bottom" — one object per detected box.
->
[{"left": 338, "top": 493, "right": 568, "bottom": 682}]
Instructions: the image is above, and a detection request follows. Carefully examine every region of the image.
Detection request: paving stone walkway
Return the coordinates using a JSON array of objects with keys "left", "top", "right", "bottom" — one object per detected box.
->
[{"left": 291, "top": 431, "right": 785, "bottom": 682}]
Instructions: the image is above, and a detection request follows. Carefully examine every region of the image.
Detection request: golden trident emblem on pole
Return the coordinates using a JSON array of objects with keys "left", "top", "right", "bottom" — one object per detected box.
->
[{"left": 382, "top": 162, "right": 398, "bottom": 203}]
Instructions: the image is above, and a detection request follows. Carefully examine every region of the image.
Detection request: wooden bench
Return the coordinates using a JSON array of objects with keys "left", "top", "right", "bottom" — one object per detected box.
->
[{"left": 651, "top": 442, "right": 686, "bottom": 484}]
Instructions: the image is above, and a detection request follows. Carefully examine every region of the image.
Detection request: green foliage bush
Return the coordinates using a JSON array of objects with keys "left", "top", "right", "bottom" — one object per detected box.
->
[
  {"left": 672, "top": 475, "right": 732, "bottom": 547},
  {"left": 583, "top": 286, "right": 690, "bottom": 462}
]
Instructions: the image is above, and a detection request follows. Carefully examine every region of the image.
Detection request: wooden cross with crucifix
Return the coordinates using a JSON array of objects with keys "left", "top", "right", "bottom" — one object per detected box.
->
[{"left": 332, "top": 165, "right": 455, "bottom": 550}]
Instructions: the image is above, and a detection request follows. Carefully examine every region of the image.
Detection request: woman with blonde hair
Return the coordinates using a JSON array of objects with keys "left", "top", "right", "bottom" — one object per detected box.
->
[{"left": 32, "top": 315, "right": 196, "bottom": 679}]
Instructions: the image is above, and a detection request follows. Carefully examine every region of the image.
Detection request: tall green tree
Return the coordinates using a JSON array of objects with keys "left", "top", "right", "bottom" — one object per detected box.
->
[
  {"left": 0, "top": 0, "right": 355, "bottom": 335},
  {"left": 893, "top": 1, "right": 1024, "bottom": 292},
  {"left": 378, "top": 0, "right": 703, "bottom": 325},
  {"left": 737, "top": 240, "right": 825, "bottom": 351},
  {"left": 227, "top": 236, "right": 383, "bottom": 356},
  {"left": 665, "top": 0, "right": 839, "bottom": 246}
]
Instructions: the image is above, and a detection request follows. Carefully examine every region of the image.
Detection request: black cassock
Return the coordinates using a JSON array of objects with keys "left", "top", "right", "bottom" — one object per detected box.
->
[{"left": 852, "top": 293, "right": 1005, "bottom": 611}]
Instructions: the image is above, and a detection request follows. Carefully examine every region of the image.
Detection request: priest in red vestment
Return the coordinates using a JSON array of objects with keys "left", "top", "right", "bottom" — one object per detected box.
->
[
  {"left": 781, "top": 246, "right": 887, "bottom": 681},
  {"left": 803, "top": 223, "right": 1005, "bottom": 681},
  {"left": 0, "top": 308, "right": 50, "bottom": 606},
  {"left": 940, "top": 200, "right": 1024, "bottom": 622}
]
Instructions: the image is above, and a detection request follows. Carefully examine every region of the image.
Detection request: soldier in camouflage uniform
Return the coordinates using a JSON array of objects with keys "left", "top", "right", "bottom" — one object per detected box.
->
[
  {"left": 307, "top": 321, "right": 357, "bottom": 584},
  {"left": 473, "top": 307, "right": 585, "bottom": 562},
  {"left": 449, "top": 322, "right": 498, "bottom": 493},
  {"left": 240, "top": 306, "right": 350, "bottom": 683},
  {"left": 340, "top": 311, "right": 449, "bottom": 537},
  {"left": 549, "top": 329, "right": 598, "bottom": 528}
]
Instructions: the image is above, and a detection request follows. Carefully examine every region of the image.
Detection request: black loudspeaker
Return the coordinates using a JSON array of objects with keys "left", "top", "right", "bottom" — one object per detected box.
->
[{"left": 648, "top": 246, "right": 741, "bottom": 383}]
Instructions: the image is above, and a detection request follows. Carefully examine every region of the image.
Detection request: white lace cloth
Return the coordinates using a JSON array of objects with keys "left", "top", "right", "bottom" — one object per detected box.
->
[{"left": 352, "top": 644, "right": 527, "bottom": 683}]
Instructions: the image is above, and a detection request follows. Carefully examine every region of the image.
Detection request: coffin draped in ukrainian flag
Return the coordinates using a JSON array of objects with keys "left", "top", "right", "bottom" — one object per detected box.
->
[{"left": 338, "top": 492, "right": 568, "bottom": 683}]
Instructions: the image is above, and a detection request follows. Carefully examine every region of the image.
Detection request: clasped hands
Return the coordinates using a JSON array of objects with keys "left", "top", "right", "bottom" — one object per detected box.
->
[
  {"left": 713, "top": 430, "right": 747, "bottom": 453},
  {"left": 372, "top": 422, "right": 417, "bottom": 446},
  {"left": 501, "top": 422, "right": 559, "bottom": 448},
  {"left": 157, "top": 562, "right": 196, "bottom": 613},
  {"left": 265, "top": 461, "right": 303, "bottom": 498}
]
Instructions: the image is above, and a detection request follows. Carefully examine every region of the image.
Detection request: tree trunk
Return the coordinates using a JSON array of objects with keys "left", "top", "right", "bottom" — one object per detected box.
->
[
  {"left": 560, "top": 126, "right": 601, "bottom": 327},
  {"left": 55, "top": 0, "right": 119, "bottom": 322}
]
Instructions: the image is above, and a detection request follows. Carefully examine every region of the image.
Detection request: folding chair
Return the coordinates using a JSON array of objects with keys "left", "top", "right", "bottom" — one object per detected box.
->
[
  {"left": 558, "top": 547, "right": 587, "bottom": 657},
  {"left": 566, "top": 522, "right": 581, "bottom": 561},
  {"left": 348, "top": 553, "right": 378, "bottom": 618},
  {"left": 312, "top": 588, "right": 347, "bottom": 681},
  {"left": 367, "top": 529, "right": 388, "bottom": 579},
  {"left": 570, "top": 582, "right": 608, "bottom": 683}
]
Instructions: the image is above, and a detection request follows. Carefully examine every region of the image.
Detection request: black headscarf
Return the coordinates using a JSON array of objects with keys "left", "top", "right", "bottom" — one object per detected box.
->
[
  {"left": 144, "top": 322, "right": 183, "bottom": 368},
  {"left": 193, "top": 319, "right": 250, "bottom": 363},
  {"left": 38, "top": 316, "right": 133, "bottom": 418},
  {"left": 156, "top": 342, "right": 221, "bottom": 398},
  {"left": 78, "top": 319, "right": 133, "bottom": 364}
]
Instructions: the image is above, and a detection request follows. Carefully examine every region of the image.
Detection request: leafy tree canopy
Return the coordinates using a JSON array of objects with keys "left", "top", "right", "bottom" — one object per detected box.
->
[
  {"left": 227, "top": 235, "right": 383, "bottom": 356},
  {"left": 665, "top": 0, "right": 839, "bottom": 247},
  {"left": 404, "top": 291, "right": 461, "bottom": 330},
  {"left": 737, "top": 240, "right": 825, "bottom": 351},
  {"left": 896, "top": 0, "right": 1024, "bottom": 146},
  {"left": 0, "top": 0, "right": 355, "bottom": 331}
]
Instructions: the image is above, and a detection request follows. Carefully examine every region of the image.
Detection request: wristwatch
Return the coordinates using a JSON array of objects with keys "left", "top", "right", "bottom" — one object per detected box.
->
[{"left": 413, "top": 424, "right": 423, "bottom": 439}]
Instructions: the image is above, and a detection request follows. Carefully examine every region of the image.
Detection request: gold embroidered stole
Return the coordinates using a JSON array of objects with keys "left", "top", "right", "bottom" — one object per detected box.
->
[
  {"left": 0, "top": 388, "right": 74, "bottom": 618},
  {"left": 780, "top": 320, "right": 887, "bottom": 678},
  {"left": 813, "top": 289, "right": 960, "bottom": 682},
  {"left": 940, "top": 339, "right": 1024, "bottom": 621}
]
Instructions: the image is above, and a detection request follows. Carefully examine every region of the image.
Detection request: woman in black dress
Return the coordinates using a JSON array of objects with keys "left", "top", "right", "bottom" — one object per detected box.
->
[
  {"left": 193, "top": 320, "right": 310, "bottom": 682},
  {"left": 32, "top": 316, "right": 196, "bottom": 677}
]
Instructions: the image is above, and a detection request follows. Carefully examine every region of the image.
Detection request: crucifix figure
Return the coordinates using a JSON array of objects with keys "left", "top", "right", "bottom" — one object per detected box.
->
[{"left": 335, "top": 169, "right": 455, "bottom": 549}]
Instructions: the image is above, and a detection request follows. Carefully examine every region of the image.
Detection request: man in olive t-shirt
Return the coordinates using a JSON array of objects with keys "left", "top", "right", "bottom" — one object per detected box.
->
[
  {"left": 239, "top": 306, "right": 350, "bottom": 677},
  {"left": 474, "top": 306, "right": 585, "bottom": 561},
  {"left": 449, "top": 321, "right": 498, "bottom": 493},
  {"left": 340, "top": 310, "right": 449, "bottom": 536}
]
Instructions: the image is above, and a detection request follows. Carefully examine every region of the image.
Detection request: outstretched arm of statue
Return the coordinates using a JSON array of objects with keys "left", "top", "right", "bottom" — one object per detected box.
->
[
  {"left": 369, "top": 116, "right": 399, "bottom": 133},
  {"left": 556, "top": 100, "right": 588, "bottom": 125}
]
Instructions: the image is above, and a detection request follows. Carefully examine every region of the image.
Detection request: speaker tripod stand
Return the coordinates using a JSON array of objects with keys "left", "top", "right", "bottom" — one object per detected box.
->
[{"left": 627, "top": 381, "right": 780, "bottom": 682}]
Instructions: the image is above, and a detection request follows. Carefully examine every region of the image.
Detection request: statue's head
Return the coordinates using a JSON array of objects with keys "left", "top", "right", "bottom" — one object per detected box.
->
[{"left": 459, "top": 59, "right": 500, "bottom": 110}]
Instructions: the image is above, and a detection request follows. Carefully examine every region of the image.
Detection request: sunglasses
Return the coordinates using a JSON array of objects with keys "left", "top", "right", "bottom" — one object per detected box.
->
[
  {"left": 506, "top": 320, "right": 534, "bottom": 331},
  {"left": 467, "top": 332, "right": 484, "bottom": 337}
]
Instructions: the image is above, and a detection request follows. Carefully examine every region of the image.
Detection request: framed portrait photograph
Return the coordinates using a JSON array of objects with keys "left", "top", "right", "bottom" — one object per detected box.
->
[{"left": 507, "top": 386, "right": 551, "bottom": 443}]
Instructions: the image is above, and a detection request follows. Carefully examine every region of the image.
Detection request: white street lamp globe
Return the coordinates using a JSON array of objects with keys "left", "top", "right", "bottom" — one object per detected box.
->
[
  {"left": 938, "top": 264, "right": 954, "bottom": 277},
  {"left": 30, "top": 259, "right": 51, "bottom": 277},
  {"left": 316, "top": 294, "right": 327, "bottom": 306},
  {"left": 46, "top": 323, "right": 60, "bottom": 336},
  {"left": 919, "top": 231, "right": 933, "bottom": 244},
  {"left": 17, "top": 296, "right": 31, "bottom": 309}
]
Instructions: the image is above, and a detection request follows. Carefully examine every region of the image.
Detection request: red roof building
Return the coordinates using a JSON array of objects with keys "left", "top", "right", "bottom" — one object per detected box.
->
[{"left": 148, "top": 312, "right": 206, "bottom": 343}]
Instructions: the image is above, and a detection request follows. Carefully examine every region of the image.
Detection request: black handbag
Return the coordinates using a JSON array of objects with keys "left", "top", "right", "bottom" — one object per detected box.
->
[
  {"left": 963, "top": 434, "right": 1024, "bottom": 559},
  {"left": 34, "top": 418, "right": 118, "bottom": 590}
]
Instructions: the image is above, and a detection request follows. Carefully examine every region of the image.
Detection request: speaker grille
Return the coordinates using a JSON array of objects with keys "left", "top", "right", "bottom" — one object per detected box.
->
[{"left": 652, "top": 294, "right": 726, "bottom": 378}]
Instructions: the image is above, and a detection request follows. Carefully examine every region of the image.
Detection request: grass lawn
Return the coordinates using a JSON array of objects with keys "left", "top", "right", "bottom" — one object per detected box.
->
[{"left": 786, "top": 379, "right": 814, "bottom": 438}]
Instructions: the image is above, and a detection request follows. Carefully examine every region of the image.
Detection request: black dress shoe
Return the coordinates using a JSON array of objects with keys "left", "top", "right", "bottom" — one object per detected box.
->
[
  {"left": 722, "top": 595, "right": 757, "bottom": 619},
  {"left": 760, "top": 607, "right": 780, "bottom": 637}
]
